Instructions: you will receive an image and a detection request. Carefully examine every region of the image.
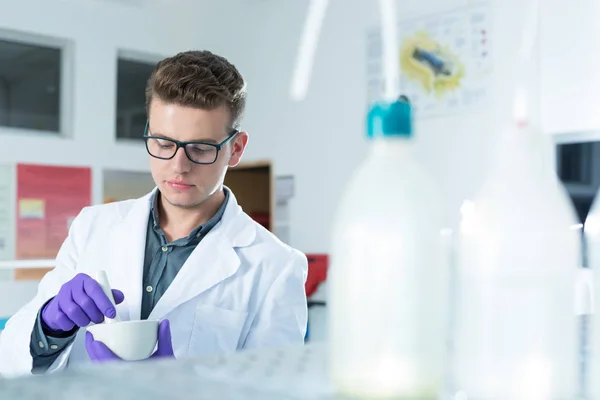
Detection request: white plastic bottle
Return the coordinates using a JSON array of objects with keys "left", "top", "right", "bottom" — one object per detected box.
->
[
  {"left": 454, "top": 94, "right": 581, "bottom": 399},
  {"left": 328, "top": 98, "right": 448, "bottom": 398},
  {"left": 584, "top": 194, "right": 600, "bottom": 398}
]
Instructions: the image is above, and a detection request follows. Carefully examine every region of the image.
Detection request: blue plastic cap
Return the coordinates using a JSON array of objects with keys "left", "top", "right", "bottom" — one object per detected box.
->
[{"left": 366, "top": 97, "right": 412, "bottom": 139}]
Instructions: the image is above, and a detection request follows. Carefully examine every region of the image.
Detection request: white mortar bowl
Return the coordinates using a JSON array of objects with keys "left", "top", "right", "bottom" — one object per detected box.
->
[{"left": 86, "top": 320, "right": 159, "bottom": 361}]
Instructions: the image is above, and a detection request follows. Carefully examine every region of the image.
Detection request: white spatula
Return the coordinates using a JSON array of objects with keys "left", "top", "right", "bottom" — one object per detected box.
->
[{"left": 95, "top": 270, "right": 120, "bottom": 324}]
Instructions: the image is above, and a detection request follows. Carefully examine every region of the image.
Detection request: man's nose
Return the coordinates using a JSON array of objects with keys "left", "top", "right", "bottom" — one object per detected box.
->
[{"left": 172, "top": 147, "right": 192, "bottom": 173}]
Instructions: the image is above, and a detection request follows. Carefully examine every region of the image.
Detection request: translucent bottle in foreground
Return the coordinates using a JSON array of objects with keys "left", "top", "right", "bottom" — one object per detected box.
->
[
  {"left": 454, "top": 92, "right": 581, "bottom": 399},
  {"left": 584, "top": 190, "right": 600, "bottom": 399},
  {"left": 328, "top": 97, "right": 448, "bottom": 398}
]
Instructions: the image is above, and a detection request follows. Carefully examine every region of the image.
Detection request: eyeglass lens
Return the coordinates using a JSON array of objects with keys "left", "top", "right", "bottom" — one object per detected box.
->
[{"left": 146, "top": 138, "right": 218, "bottom": 164}]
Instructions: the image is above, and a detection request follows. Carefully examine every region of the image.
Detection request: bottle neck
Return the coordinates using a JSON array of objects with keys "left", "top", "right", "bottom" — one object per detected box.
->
[
  {"left": 494, "top": 121, "right": 555, "bottom": 181},
  {"left": 368, "top": 135, "right": 415, "bottom": 158}
]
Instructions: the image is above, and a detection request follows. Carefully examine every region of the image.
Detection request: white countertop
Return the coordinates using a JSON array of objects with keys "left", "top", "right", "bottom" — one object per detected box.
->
[{"left": 0, "top": 343, "right": 339, "bottom": 400}]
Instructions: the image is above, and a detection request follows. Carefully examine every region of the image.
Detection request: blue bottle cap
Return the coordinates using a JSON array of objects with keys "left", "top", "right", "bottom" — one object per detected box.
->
[{"left": 366, "top": 96, "right": 412, "bottom": 138}]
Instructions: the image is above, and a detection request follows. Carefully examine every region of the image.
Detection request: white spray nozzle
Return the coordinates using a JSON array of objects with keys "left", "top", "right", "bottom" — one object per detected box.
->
[
  {"left": 518, "top": 0, "right": 540, "bottom": 61},
  {"left": 379, "top": 0, "right": 399, "bottom": 101},
  {"left": 96, "top": 270, "right": 119, "bottom": 323},
  {"left": 512, "top": 0, "right": 541, "bottom": 126},
  {"left": 289, "top": 0, "right": 329, "bottom": 101}
]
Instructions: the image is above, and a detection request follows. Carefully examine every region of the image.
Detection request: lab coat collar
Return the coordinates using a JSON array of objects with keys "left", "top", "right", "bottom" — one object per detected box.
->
[{"left": 109, "top": 186, "right": 256, "bottom": 321}]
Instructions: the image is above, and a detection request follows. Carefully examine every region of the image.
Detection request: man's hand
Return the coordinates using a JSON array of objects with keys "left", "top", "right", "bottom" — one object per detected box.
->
[
  {"left": 85, "top": 320, "right": 175, "bottom": 362},
  {"left": 42, "top": 273, "right": 125, "bottom": 335}
]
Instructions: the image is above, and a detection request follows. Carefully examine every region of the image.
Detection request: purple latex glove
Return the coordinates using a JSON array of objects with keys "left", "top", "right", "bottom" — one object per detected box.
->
[
  {"left": 42, "top": 273, "right": 125, "bottom": 335},
  {"left": 85, "top": 319, "right": 175, "bottom": 363}
]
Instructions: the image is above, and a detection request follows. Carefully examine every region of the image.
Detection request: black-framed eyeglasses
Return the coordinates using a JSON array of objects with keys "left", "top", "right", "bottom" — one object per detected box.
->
[{"left": 143, "top": 121, "right": 239, "bottom": 165}]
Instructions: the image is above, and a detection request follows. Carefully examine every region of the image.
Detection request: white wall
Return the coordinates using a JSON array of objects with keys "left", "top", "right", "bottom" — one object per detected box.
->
[
  {"left": 237, "top": 0, "right": 543, "bottom": 253},
  {"left": 0, "top": 0, "right": 585, "bottom": 257},
  {"left": 0, "top": 0, "right": 250, "bottom": 205},
  {"left": 540, "top": 0, "right": 600, "bottom": 137},
  {"left": 1, "top": 0, "right": 526, "bottom": 256}
]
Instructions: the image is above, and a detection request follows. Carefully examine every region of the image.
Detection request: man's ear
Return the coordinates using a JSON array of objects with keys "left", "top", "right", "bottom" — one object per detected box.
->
[{"left": 228, "top": 131, "right": 249, "bottom": 167}]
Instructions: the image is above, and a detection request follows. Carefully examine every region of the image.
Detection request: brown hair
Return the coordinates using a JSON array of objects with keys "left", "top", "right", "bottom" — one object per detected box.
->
[{"left": 145, "top": 50, "right": 247, "bottom": 129}]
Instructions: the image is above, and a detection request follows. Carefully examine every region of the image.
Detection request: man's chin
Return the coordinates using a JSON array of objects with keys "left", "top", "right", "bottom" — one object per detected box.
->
[{"left": 161, "top": 191, "right": 202, "bottom": 209}]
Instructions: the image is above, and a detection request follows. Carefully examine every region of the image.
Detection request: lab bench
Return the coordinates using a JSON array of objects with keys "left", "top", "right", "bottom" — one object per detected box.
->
[{"left": 0, "top": 343, "right": 341, "bottom": 400}]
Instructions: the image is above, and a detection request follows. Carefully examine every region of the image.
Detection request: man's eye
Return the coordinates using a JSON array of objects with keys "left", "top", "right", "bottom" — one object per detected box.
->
[
  {"left": 189, "top": 146, "right": 208, "bottom": 153},
  {"left": 157, "top": 140, "right": 174, "bottom": 148}
]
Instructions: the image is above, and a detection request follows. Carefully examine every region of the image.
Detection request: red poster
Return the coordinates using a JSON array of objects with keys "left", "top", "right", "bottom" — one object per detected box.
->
[{"left": 16, "top": 164, "right": 91, "bottom": 259}]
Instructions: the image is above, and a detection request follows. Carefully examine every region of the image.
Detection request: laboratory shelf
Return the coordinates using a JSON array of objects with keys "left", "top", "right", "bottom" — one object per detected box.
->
[{"left": 0, "top": 343, "right": 344, "bottom": 399}]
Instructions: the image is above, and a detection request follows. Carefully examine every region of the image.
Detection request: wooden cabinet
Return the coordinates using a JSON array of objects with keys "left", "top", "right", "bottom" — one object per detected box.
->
[{"left": 224, "top": 160, "right": 273, "bottom": 232}]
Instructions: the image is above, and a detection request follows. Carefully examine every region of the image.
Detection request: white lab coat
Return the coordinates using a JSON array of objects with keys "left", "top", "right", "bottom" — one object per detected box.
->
[{"left": 0, "top": 189, "right": 308, "bottom": 378}]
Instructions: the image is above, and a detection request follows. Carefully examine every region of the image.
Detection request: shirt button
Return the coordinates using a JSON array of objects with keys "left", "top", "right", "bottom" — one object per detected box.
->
[
  {"left": 50, "top": 344, "right": 58, "bottom": 350},
  {"left": 146, "top": 285, "right": 153, "bottom": 293},
  {"left": 38, "top": 341, "right": 45, "bottom": 348},
  {"left": 161, "top": 246, "right": 168, "bottom": 252},
  {"left": 196, "top": 232, "right": 202, "bottom": 238}
]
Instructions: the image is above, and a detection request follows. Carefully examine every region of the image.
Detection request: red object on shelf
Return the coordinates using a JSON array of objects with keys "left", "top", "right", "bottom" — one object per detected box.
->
[{"left": 305, "top": 254, "right": 328, "bottom": 297}]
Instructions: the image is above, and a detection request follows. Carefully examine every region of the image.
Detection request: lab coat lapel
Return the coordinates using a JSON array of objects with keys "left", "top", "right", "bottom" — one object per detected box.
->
[
  {"left": 109, "top": 190, "right": 154, "bottom": 321},
  {"left": 148, "top": 192, "right": 256, "bottom": 320}
]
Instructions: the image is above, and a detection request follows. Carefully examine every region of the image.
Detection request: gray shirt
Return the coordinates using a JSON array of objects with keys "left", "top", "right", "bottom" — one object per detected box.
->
[
  {"left": 30, "top": 189, "right": 229, "bottom": 372},
  {"left": 140, "top": 189, "right": 227, "bottom": 319}
]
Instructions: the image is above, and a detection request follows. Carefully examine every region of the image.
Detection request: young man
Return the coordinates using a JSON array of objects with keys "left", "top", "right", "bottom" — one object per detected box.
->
[{"left": 0, "top": 51, "right": 308, "bottom": 377}]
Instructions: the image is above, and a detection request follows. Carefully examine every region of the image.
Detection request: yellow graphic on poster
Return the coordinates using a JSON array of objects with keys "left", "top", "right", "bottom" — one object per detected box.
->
[
  {"left": 19, "top": 199, "right": 45, "bottom": 219},
  {"left": 366, "top": 1, "right": 492, "bottom": 119},
  {"left": 399, "top": 31, "right": 465, "bottom": 98}
]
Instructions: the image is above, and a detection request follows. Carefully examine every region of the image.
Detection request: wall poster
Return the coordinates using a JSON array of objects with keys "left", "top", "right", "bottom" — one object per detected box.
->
[
  {"left": 366, "top": 1, "right": 493, "bottom": 119},
  {"left": 0, "top": 165, "right": 15, "bottom": 281},
  {"left": 16, "top": 164, "right": 92, "bottom": 261}
]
